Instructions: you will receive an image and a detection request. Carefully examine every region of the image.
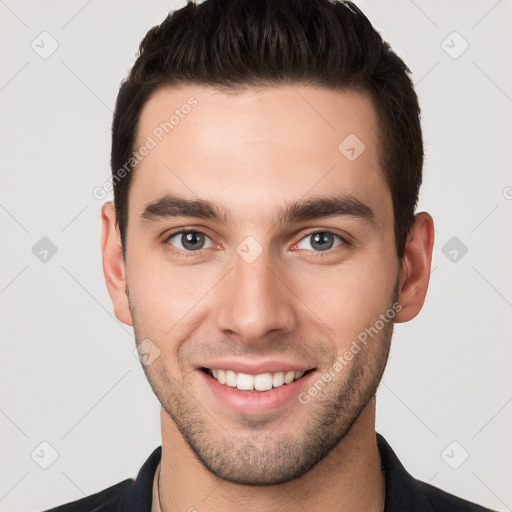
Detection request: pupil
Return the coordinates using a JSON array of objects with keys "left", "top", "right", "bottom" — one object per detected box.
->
[
  {"left": 182, "top": 232, "right": 204, "bottom": 250},
  {"left": 311, "top": 232, "right": 333, "bottom": 251}
]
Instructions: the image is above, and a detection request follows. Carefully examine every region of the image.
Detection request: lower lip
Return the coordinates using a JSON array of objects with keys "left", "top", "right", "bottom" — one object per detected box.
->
[{"left": 199, "top": 369, "right": 318, "bottom": 415}]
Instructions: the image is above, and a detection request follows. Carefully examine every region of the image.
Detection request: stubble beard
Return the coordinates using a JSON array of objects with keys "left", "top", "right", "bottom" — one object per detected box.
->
[{"left": 130, "top": 286, "right": 397, "bottom": 486}]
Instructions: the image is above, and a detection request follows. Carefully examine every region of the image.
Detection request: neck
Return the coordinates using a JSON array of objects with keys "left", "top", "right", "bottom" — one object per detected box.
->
[{"left": 158, "top": 397, "right": 385, "bottom": 512}]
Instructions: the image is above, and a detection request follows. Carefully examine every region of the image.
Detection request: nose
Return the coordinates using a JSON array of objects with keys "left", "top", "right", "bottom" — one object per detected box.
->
[{"left": 214, "top": 246, "right": 298, "bottom": 344}]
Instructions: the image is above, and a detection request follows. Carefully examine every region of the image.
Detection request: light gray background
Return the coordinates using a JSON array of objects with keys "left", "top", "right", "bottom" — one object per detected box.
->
[{"left": 1, "top": 1, "right": 511, "bottom": 511}]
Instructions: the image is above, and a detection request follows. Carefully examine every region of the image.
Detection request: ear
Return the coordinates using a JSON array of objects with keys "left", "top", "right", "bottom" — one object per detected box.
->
[
  {"left": 395, "top": 212, "right": 435, "bottom": 323},
  {"left": 100, "top": 202, "right": 133, "bottom": 326}
]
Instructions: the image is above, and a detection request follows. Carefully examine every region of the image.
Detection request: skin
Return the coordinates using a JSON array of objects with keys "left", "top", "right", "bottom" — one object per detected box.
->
[{"left": 101, "top": 84, "right": 434, "bottom": 512}]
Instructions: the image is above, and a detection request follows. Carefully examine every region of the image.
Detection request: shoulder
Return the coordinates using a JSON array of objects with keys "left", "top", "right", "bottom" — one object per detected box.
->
[
  {"left": 43, "top": 446, "right": 162, "bottom": 512},
  {"left": 417, "top": 480, "right": 496, "bottom": 511},
  {"left": 376, "top": 433, "right": 496, "bottom": 511},
  {"left": 43, "top": 479, "right": 134, "bottom": 512}
]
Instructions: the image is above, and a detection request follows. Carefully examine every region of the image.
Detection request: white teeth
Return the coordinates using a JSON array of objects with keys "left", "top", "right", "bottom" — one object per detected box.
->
[
  {"left": 253, "top": 373, "right": 273, "bottom": 391},
  {"left": 225, "top": 370, "right": 237, "bottom": 387},
  {"left": 284, "top": 371, "right": 295, "bottom": 384},
  {"left": 272, "top": 371, "right": 285, "bottom": 387},
  {"left": 209, "top": 368, "right": 308, "bottom": 391},
  {"left": 236, "top": 372, "right": 254, "bottom": 390}
]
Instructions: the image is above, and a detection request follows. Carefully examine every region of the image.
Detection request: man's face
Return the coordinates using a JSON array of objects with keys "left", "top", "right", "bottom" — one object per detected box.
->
[{"left": 123, "top": 84, "right": 399, "bottom": 485}]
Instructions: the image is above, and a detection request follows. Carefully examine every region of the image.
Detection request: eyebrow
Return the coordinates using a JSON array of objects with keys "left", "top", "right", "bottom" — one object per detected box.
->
[{"left": 139, "top": 192, "right": 375, "bottom": 227}]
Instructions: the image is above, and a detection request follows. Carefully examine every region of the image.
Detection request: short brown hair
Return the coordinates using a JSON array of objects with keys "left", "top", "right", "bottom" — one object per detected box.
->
[{"left": 111, "top": 0, "right": 423, "bottom": 259}]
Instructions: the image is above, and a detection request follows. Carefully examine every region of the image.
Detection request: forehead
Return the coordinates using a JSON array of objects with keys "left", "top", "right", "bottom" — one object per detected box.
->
[{"left": 129, "top": 84, "right": 390, "bottom": 227}]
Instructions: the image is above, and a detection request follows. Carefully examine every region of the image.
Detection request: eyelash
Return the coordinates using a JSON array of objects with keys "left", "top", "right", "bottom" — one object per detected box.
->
[{"left": 162, "top": 229, "right": 349, "bottom": 258}]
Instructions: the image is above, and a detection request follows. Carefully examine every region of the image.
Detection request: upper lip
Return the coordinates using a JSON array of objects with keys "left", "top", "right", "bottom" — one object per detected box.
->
[{"left": 199, "top": 359, "right": 317, "bottom": 375}]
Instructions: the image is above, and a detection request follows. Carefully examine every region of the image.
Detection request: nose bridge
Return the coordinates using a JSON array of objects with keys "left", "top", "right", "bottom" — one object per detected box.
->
[{"left": 215, "top": 242, "right": 296, "bottom": 341}]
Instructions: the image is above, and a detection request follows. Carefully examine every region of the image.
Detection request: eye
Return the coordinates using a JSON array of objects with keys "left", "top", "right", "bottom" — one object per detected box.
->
[
  {"left": 295, "top": 231, "right": 345, "bottom": 252},
  {"left": 165, "top": 230, "right": 214, "bottom": 252}
]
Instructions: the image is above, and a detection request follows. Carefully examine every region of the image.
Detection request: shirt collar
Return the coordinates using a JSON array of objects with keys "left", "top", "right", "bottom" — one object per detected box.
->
[{"left": 377, "top": 433, "right": 433, "bottom": 511}]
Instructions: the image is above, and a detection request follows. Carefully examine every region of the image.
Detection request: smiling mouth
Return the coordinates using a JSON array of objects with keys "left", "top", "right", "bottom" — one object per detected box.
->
[{"left": 201, "top": 367, "right": 315, "bottom": 392}]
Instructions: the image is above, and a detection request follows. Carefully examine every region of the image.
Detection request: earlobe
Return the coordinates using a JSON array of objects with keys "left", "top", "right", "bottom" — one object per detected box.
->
[
  {"left": 100, "top": 202, "right": 133, "bottom": 326},
  {"left": 395, "top": 212, "right": 435, "bottom": 323}
]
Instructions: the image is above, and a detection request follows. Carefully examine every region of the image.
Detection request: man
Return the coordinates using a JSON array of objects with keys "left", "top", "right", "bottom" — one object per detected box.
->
[{"left": 47, "top": 0, "right": 494, "bottom": 510}]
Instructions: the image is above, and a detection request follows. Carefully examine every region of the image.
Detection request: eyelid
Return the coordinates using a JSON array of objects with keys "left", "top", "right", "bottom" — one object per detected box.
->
[
  {"left": 163, "top": 229, "right": 216, "bottom": 250},
  {"left": 163, "top": 227, "right": 350, "bottom": 256},
  {"left": 290, "top": 230, "right": 348, "bottom": 252}
]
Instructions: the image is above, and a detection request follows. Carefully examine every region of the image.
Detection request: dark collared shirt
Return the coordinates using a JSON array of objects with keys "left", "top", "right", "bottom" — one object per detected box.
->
[{"left": 45, "top": 433, "right": 495, "bottom": 511}]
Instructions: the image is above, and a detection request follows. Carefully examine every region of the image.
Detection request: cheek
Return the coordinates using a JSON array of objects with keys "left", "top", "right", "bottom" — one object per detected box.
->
[
  {"left": 295, "top": 258, "right": 395, "bottom": 342},
  {"left": 126, "top": 251, "right": 215, "bottom": 338}
]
